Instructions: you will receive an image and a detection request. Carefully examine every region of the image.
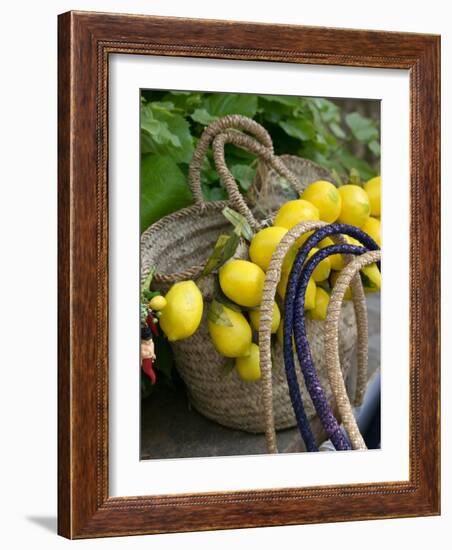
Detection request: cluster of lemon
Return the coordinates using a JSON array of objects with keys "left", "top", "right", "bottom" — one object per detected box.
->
[
  {"left": 156, "top": 177, "right": 381, "bottom": 383},
  {"left": 206, "top": 177, "right": 381, "bottom": 382}
]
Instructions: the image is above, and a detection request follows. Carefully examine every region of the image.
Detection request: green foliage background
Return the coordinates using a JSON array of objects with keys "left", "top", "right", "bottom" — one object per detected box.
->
[{"left": 140, "top": 90, "right": 380, "bottom": 234}]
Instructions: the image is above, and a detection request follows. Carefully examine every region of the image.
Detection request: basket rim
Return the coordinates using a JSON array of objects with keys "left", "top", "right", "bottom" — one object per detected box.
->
[
  {"left": 141, "top": 199, "right": 231, "bottom": 243},
  {"left": 141, "top": 199, "right": 241, "bottom": 284}
]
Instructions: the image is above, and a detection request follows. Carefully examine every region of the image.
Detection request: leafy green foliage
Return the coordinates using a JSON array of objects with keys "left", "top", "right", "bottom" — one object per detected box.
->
[
  {"left": 221, "top": 207, "right": 255, "bottom": 241},
  {"left": 141, "top": 100, "right": 194, "bottom": 163},
  {"left": 140, "top": 91, "right": 380, "bottom": 233},
  {"left": 202, "top": 233, "right": 239, "bottom": 276},
  {"left": 208, "top": 300, "right": 234, "bottom": 326},
  {"left": 140, "top": 154, "right": 193, "bottom": 231}
]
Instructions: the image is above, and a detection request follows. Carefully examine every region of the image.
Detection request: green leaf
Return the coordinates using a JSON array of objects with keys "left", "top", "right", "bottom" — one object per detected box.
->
[
  {"left": 141, "top": 266, "right": 156, "bottom": 295},
  {"left": 220, "top": 358, "right": 235, "bottom": 377},
  {"left": 230, "top": 164, "right": 256, "bottom": 191},
  {"left": 208, "top": 300, "right": 234, "bottom": 326},
  {"left": 317, "top": 280, "right": 331, "bottom": 293},
  {"left": 279, "top": 118, "right": 316, "bottom": 141},
  {"left": 221, "top": 232, "right": 240, "bottom": 261},
  {"left": 202, "top": 184, "right": 228, "bottom": 201},
  {"left": 330, "top": 169, "right": 344, "bottom": 187},
  {"left": 260, "top": 95, "right": 302, "bottom": 108},
  {"left": 162, "top": 91, "right": 202, "bottom": 113},
  {"left": 140, "top": 155, "right": 193, "bottom": 232},
  {"left": 329, "top": 122, "right": 346, "bottom": 139},
  {"left": 368, "top": 140, "right": 381, "bottom": 156},
  {"left": 202, "top": 233, "right": 240, "bottom": 275},
  {"left": 335, "top": 147, "right": 376, "bottom": 181},
  {"left": 345, "top": 112, "right": 379, "bottom": 143},
  {"left": 142, "top": 289, "right": 160, "bottom": 301},
  {"left": 191, "top": 108, "right": 217, "bottom": 125},
  {"left": 222, "top": 207, "right": 255, "bottom": 241},
  {"left": 313, "top": 98, "right": 341, "bottom": 123},
  {"left": 201, "top": 93, "right": 258, "bottom": 120},
  {"left": 203, "top": 235, "right": 230, "bottom": 275},
  {"left": 349, "top": 168, "right": 361, "bottom": 185},
  {"left": 141, "top": 101, "right": 194, "bottom": 163},
  {"left": 360, "top": 271, "right": 378, "bottom": 290},
  {"left": 212, "top": 278, "right": 243, "bottom": 312}
]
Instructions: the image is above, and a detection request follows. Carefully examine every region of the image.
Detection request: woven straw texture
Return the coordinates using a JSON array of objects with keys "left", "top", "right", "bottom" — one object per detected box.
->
[
  {"left": 325, "top": 249, "right": 382, "bottom": 450},
  {"left": 141, "top": 115, "right": 361, "bottom": 436},
  {"left": 171, "top": 303, "right": 356, "bottom": 433}
]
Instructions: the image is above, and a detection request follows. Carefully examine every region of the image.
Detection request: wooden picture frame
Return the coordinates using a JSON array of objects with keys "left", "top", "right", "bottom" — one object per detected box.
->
[{"left": 58, "top": 10, "right": 440, "bottom": 539}]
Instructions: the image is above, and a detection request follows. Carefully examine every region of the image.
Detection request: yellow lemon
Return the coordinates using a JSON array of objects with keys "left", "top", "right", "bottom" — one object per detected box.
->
[
  {"left": 148, "top": 295, "right": 167, "bottom": 311},
  {"left": 282, "top": 245, "right": 330, "bottom": 281},
  {"left": 338, "top": 185, "right": 371, "bottom": 228},
  {"left": 306, "top": 248, "right": 331, "bottom": 282},
  {"left": 346, "top": 235, "right": 363, "bottom": 247},
  {"left": 159, "top": 281, "right": 203, "bottom": 342},
  {"left": 274, "top": 199, "right": 320, "bottom": 248},
  {"left": 281, "top": 245, "right": 297, "bottom": 274},
  {"left": 308, "top": 286, "right": 330, "bottom": 320},
  {"left": 305, "top": 278, "right": 317, "bottom": 310},
  {"left": 249, "top": 302, "right": 281, "bottom": 334},
  {"left": 207, "top": 305, "right": 252, "bottom": 357},
  {"left": 361, "top": 216, "right": 381, "bottom": 247},
  {"left": 330, "top": 271, "right": 352, "bottom": 301},
  {"left": 301, "top": 180, "right": 342, "bottom": 223},
  {"left": 219, "top": 260, "right": 265, "bottom": 308},
  {"left": 249, "top": 226, "right": 288, "bottom": 272},
  {"left": 235, "top": 343, "right": 261, "bottom": 381},
  {"left": 318, "top": 237, "right": 344, "bottom": 271},
  {"left": 294, "top": 230, "right": 316, "bottom": 248},
  {"left": 361, "top": 264, "right": 381, "bottom": 293},
  {"left": 364, "top": 176, "right": 381, "bottom": 217}
]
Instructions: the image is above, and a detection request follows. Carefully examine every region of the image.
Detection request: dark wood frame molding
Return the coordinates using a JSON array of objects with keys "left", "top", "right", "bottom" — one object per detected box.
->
[{"left": 58, "top": 10, "right": 440, "bottom": 539}]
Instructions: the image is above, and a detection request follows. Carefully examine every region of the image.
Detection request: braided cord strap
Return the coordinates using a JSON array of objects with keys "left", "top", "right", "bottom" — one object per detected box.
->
[
  {"left": 324, "top": 249, "right": 382, "bottom": 449},
  {"left": 291, "top": 244, "right": 368, "bottom": 450},
  {"left": 211, "top": 131, "right": 307, "bottom": 230},
  {"left": 297, "top": 223, "right": 381, "bottom": 409},
  {"left": 258, "top": 221, "right": 367, "bottom": 452},
  {"left": 259, "top": 221, "right": 327, "bottom": 453},
  {"left": 187, "top": 114, "right": 306, "bottom": 232},
  {"left": 283, "top": 224, "right": 380, "bottom": 451}
]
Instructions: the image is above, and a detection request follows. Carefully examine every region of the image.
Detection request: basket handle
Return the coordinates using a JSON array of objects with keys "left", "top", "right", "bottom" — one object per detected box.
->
[
  {"left": 258, "top": 221, "right": 369, "bottom": 454},
  {"left": 324, "top": 249, "right": 381, "bottom": 449},
  {"left": 188, "top": 114, "right": 274, "bottom": 206},
  {"left": 189, "top": 115, "right": 305, "bottom": 230}
]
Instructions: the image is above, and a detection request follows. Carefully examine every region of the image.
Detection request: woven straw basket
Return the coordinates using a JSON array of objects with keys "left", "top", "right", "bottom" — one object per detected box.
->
[{"left": 141, "top": 115, "right": 360, "bottom": 439}]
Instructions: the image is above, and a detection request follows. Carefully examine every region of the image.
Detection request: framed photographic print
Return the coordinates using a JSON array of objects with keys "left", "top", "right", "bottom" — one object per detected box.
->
[{"left": 58, "top": 11, "right": 440, "bottom": 539}]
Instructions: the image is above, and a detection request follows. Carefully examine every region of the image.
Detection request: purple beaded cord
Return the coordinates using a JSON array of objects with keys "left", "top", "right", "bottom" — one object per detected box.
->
[
  {"left": 282, "top": 223, "right": 380, "bottom": 451},
  {"left": 294, "top": 244, "right": 367, "bottom": 450}
]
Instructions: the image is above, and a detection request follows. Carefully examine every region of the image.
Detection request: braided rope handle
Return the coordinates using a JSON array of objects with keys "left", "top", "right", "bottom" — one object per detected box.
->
[
  {"left": 324, "top": 249, "right": 381, "bottom": 450},
  {"left": 188, "top": 114, "right": 274, "bottom": 206},
  {"left": 258, "top": 221, "right": 369, "bottom": 453},
  {"left": 151, "top": 115, "right": 306, "bottom": 285},
  {"left": 289, "top": 244, "right": 370, "bottom": 451},
  {"left": 188, "top": 114, "right": 305, "bottom": 230}
]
